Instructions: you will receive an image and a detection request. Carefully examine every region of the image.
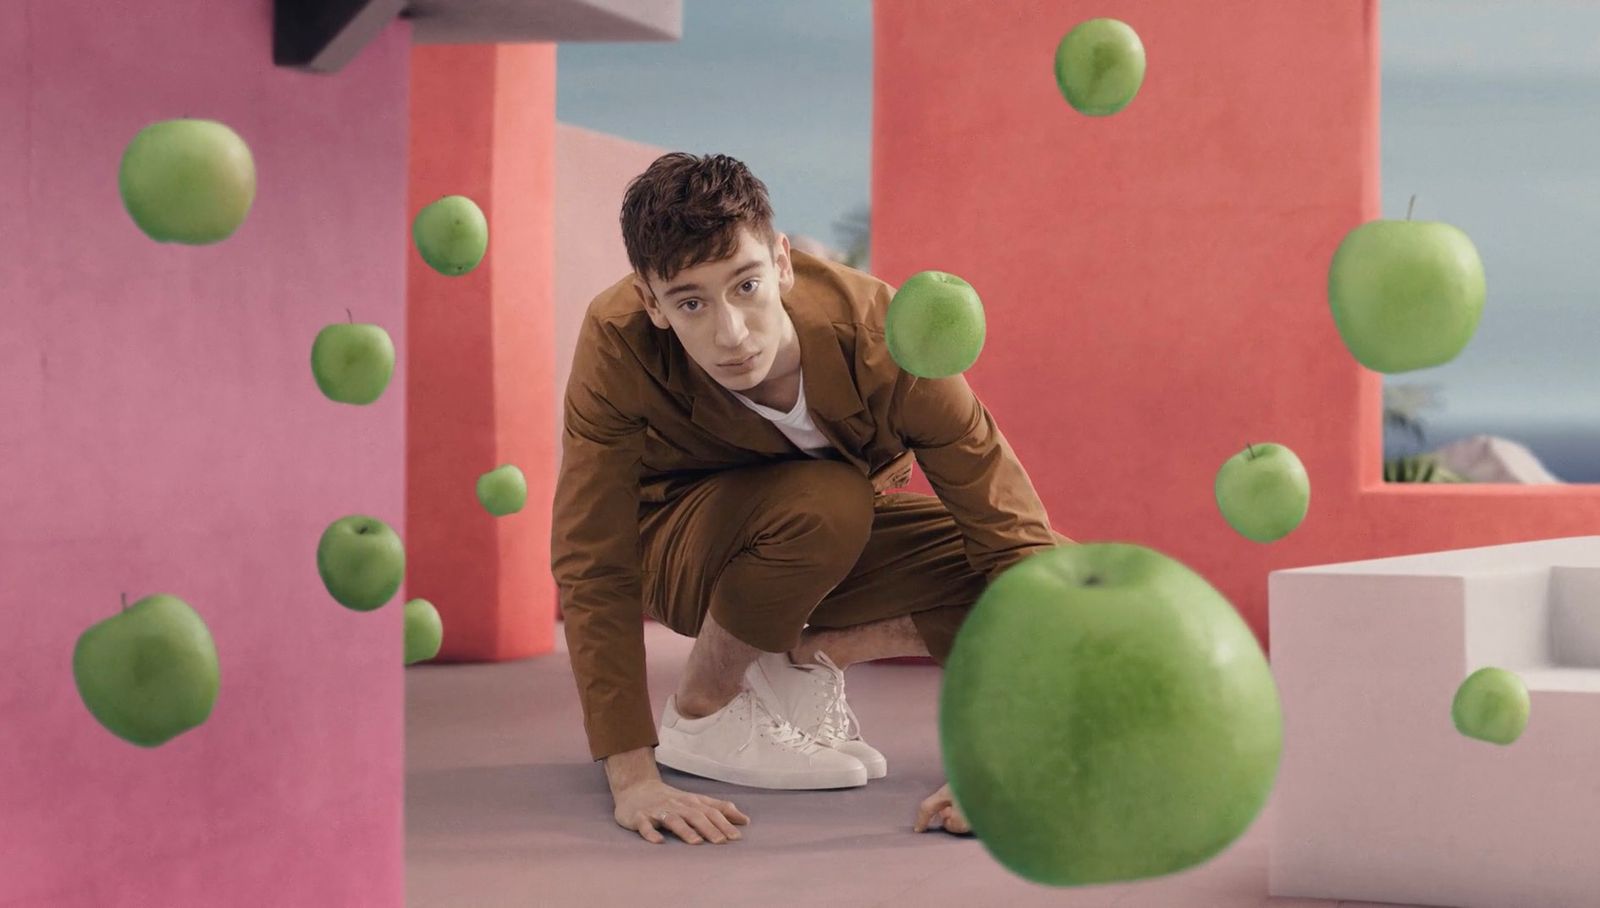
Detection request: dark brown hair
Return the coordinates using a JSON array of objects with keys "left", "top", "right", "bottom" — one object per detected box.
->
[{"left": 620, "top": 152, "right": 776, "bottom": 284}]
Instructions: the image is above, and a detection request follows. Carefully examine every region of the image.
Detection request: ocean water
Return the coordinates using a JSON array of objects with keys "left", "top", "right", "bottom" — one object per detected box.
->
[{"left": 1385, "top": 421, "right": 1600, "bottom": 484}]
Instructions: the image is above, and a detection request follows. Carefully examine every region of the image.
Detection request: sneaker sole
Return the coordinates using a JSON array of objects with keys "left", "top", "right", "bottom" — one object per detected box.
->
[{"left": 655, "top": 742, "right": 868, "bottom": 790}]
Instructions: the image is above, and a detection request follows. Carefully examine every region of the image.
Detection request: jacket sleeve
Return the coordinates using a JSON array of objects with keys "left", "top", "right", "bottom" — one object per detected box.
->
[
  {"left": 551, "top": 314, "right": 656, "bottom": 762},
  {"left": 891, "top": 367, "right": 1072, "bottom": 583}
]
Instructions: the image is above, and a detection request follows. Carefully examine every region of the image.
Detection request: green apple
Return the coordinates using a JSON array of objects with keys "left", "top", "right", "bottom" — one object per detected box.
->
[
  {"left": 317, "top": 515, "right": 405, "bottom": 611},
  {"left": 119, "top": 118, "right": 256, "bottom": 244},
  {"left": 1328, "top": 200, "right": 1486, "bottom": 373},
  {"left": 1452, "top": 667, "right": 1529, "bottom": 745},
  {"left": 476, "top": 464, "right": 527, "bottom": 516},
  {"left": 941, "top": 542, "right": 1282, "bottom": 886},
  {"left": 1215, "top": 443, "right": 1310, "bottom": 543},
  {"left": 404, "top": 598, "right": 444, "bottom": 665},
  {"left": 413, "top": 195, "right": 488, "bottom": 276},
  {"left": 885, "top": 271, "right": 986, "bottom": 378},
  {"left": 73, "top": 593, "right": 220, "bottom": 747},
  {"left": 311, "top": 310, "right": 395, "bottom": 405},
  {"left": 1054, "top": 18, "right": 1146, "bottom": 116}
]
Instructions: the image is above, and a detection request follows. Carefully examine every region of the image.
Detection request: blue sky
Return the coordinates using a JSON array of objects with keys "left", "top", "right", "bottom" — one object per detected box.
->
[
  {"left": 555, "top": 0, "right": 872, "bottom": 255},
  {"left": 557, "top": 0, "right": 1600, "bottom": 436}
]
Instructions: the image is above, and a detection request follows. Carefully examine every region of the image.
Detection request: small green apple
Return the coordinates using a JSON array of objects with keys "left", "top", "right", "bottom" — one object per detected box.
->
[
  {"left": 317, "top": 515, "right": 405, "bottom": 611},
  {"left": 1328, "top": 198, "right": 1486, "bottom": 373},
  {"left": 413, "top": 195, "right": 488, "bottom": 276},
  {"left": 885, "top": 271, "right": 986, "bottom": 378},
  {"left": 941, "top": 542, "right": 1282, "bottom": 886},
  {"left": 476, "top": 464, "right": 527, "bottom": 517},
  {"left": 1452, "top": 667, "right": 1529, "bottom": 745},
  {"left": 1054, "top": 18, "right": 1146, "bottom": 116},
  {"left": 119, "top": 118, "right": 256, "bottom": 244},
  {"left": 1215, "top": 443, "right": 1310, "bottom": 543},
  {"left": 404, "top": 598, "right": 444, "bottom": 665},
  {"left": 73, "top": 593, "right": 220, "bottom": 747},
  {"left": 311, "top": 310, "right": 395, "bottom": 405}
]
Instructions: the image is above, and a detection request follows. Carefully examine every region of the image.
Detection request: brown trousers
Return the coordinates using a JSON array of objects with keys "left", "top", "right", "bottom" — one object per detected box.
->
[{"left": 637, "top": 458, "right": 1026, "bottom": 664}]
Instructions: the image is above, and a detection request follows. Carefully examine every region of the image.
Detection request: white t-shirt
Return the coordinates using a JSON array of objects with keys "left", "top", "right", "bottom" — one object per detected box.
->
[{"left": 729, "top": 373, "right": 838, "bottom": 458}]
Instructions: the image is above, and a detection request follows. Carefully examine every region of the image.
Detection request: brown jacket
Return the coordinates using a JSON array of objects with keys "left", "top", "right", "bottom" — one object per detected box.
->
[{"left": 552, "top": 251, "right": 1063, "bottom": 761}]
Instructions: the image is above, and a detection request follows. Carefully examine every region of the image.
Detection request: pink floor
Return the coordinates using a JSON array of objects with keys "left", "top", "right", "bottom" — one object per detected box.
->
[{"left": 405, "top": 622, "right": 1416, "bottom": 908}]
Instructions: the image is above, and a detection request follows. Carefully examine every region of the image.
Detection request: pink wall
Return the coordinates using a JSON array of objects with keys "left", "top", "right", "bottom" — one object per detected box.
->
[
  {"left": 549, "top": 124, "right": 665, "bottom": 620},
  {"left": 873, "top": 0, "right": 1600, "bottom": 653},
  {"left": 0, "top": 3, "right": 409, "bottom": 905},
  {"left": 553, "top": 124, "right": 668, "bottom": 421}
]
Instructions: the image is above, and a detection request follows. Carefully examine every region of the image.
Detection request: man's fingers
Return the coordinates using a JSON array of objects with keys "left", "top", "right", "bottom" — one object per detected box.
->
[
  {"left": 718, "top": 799, "right": 751, "bottom": 825},
  {"left": 704, "top": 808, "right": 743, "bottom": 841},
  {"left": 914, "top": 800, "right": 943, "bottom": 833},
  {"left": 634, "top": 818, "right": 665, "bottom": 844},
  {"left": 697, "top": 795, "right": 750, "bottom": 826},
  {"left": 663, "top": 815, "right": 703, "bottom": 844},
  {"left": 685, "top": 811, "right": 729, "bottom": 844}
]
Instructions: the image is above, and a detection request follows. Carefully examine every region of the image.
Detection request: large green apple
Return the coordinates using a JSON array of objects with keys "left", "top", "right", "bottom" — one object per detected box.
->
[
  {"left": 317, "top": 515, "right": 405, "bottom": 611},
  {"left": 73, "top": 593, "right": 220, "bottom": 747},
  {"left": 1452, "top": 667, "right": 1529, "bottom": 745},
  {"left": 413, "top": 195, "right": 488, "bottom": 276},
  {"left": 404, "top": 598, "right": 444, "bottom": 665},
  {"left": 1328, "top": 203, "right": 1486, "bottom": 373},
  {"left": 1054, "top": 18, "right": 1146, "bottom": 116},
  {"left": 941, "top": 542, "right": 1282, "bottom": 887},
  {"left": 885, "top": 271, "right": 986, "bottom": 378},
  {"left": 476, "top": 464, "right": 527, "bottom": 516},
  {"left": 1214, "top": 442, "right": 1311, "bottom": 543},
  {"left": 311, "top": 310, "right": 395, "bottom": 405},
  {"left": 119, "top": 118, "right": 256, "bottom": 245}
]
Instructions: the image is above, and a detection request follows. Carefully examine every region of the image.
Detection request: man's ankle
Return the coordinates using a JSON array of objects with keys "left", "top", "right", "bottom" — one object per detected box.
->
[{"left": 675, "top": 691, "right": 735, "bottom": 720}]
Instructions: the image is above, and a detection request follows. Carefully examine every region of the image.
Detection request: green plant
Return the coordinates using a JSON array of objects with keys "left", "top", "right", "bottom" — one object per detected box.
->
[
  {"left": 1383, "top": 453, "right": 1467, "bottom": 483},
  {"left": 833, "top": 204, "right": 870, "bottom": 270}
]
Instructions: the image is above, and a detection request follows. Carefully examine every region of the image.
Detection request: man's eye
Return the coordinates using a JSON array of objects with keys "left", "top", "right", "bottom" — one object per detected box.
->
[
  {"left": 679, "top": 300, "right": 700, "bottom": 311},
  {"left": 741, "top": 280, "right": 758, "bottom": 293}
]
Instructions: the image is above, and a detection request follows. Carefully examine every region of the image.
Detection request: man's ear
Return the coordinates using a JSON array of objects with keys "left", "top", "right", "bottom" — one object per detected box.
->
[
  {"left": 634, "top": 277, "right": 671, "bottom": 330},
  {"left": 774, "top": 232, "right": 795, "bottom": 294}
]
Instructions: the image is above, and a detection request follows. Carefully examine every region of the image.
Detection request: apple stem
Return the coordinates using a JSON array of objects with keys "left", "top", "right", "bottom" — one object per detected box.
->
[
  {"left": 1246, "top": 443, "right": 1257, "bottom": 459},
  {"left": 1407, "top": 194, "right": 1416, "bottom": 221},
  {"left": 120, "top": 591, "right": 129, "bottom": 612},
  {"left": 346, "top": 308, "right": 353, "bottom": 324}
]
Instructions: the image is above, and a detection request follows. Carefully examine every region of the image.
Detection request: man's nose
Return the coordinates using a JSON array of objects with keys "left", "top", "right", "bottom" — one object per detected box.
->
[{"left": 714, "top": 306, "right": 749, "bottom": 346}]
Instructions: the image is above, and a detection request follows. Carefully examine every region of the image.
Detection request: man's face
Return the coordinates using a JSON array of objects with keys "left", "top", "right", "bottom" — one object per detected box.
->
[{"left": 636, "top": 227, "right": 797, "bottom": 394}]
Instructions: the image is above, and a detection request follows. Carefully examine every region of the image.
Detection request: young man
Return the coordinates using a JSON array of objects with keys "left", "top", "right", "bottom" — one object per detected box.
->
[{"left": 552, "top": 152, "right": 1070, "bottom": 846}]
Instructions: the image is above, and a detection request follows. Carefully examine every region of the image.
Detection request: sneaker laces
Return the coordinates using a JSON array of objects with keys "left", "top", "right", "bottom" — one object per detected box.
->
[
  {"left": 736, "top": 690, "right": 825, "bottom": 755},
  {"left": 806, "top": 652, "right": 861, "bottom": 744}
]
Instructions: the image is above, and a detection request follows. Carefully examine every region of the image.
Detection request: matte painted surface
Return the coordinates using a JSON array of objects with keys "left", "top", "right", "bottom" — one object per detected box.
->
[
  {"left": 405, "top": 620, "right": 1395, "bottom": 908},
  {"left": 0, "top": 2, "right": 410, "bottom": 904},
  {"left": 872, "top": 0, "right": 1600, "bottom": 652},
  {"left": 407, "top": 44, "right": 559, "bottom": 662}
]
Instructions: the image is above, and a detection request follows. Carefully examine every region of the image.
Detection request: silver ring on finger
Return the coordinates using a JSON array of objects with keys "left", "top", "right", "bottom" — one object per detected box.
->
[{"left": 656, "top": 811, "right": 670, "bottom": 822}]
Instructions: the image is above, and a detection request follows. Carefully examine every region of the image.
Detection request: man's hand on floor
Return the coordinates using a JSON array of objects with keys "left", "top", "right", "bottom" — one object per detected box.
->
[
  {"left": 613, "top": 778, "right": 750, "bottom": 845},
  {"left": 914, "top": 782, "right": 973, "bottom": 835}
]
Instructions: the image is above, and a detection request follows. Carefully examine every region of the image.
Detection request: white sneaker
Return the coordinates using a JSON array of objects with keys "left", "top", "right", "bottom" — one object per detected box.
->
[
  {"left": 744, "top": 650, "right": 888, "bottom": 780},
  {"left": 655, "top": 689, "right": 868, "bottom": 790}
]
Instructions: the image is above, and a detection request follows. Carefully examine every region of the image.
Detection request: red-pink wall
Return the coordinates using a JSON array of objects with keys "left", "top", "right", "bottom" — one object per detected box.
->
[
  {"left": 0, "top": 4, "right": 409, "bottom": 905},
  {"left": 873, "top": 0, "right": 1600, "bottom": 652},
  {"left": 406, "top": 44, "right": 559, "bottom": 663}
]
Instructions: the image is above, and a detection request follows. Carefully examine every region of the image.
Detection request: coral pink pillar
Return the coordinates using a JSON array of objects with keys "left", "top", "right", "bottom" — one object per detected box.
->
[
  {"left": 0, "top": 3, "right": 409, "bottom": 905},
  {"left": 406, "top": 44, "right": 558, "bottom": 662},
  {"left": 873, "top": 0, "right": 1600, "bottom": 651}
]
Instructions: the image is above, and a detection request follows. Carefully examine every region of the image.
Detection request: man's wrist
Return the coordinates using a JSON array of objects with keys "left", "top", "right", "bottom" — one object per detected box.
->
[{"left": 603, "top": 745, "right": 661, "bottom": 793}]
